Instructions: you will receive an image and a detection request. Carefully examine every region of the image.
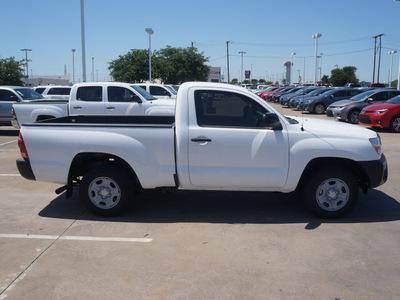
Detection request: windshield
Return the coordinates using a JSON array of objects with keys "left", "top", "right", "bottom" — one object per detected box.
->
[
  {"left": 294, "top": 88, "right": 307, "bottom": 95},
  {"left": 307, "top": 88, "right": 330, "bottom": 96},
  {"left": 164, "top": 86, "right": 177, "bottom": 95},
  {"left": 14, "top": 88, "right": 44, "bottom": 100},
  {"left": 130, "top": 86, "right": 156, "bottom": 100},
  {"left": 349, "top": 90, "right": 375, "bottom": 101},
  {"left": 319, "top": 89, "right": 339, "bottom": 96},
  {"left": 386, "top": 96, "right": 400, "bottom": 104}
]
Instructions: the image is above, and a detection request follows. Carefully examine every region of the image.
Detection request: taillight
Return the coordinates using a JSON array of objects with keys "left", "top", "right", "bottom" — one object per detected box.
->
[
  {"left": 18, "top": 133, "right": 29, "bottom": 159},
  {"left": 12, "top": 107, "right": 17, "bottom": 119}
]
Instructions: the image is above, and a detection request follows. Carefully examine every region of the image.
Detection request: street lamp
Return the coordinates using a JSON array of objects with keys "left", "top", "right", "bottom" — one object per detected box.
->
[
  {"left": 20, "top": 49, "right": 32, "bottom": 86},
  {"left": 312, "top": 33, "right": 322, "bottom": 87},
  {"left": 388, "top": 50, "right": 397, "bottom": 87},
  {"left": 238, "top": 51, "right": 246, "bottom": 84},
  {"left": 80, "top": 0, "right": 87, "bottom": 82},
  {"left": 71, "top": 49, "right": 76, "bottom": 84},
  {"left": 290, "top": 52, "right": 296, "bottom": 85},
  {"left": 145, "top": 28, "right": 154, "bottom": 82},
  {"left": 319, "top": 53, "right": 323, "bottom": 81}
]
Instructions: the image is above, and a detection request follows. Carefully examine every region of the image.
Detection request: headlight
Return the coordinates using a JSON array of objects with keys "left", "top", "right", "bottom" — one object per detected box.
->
[
  {"left": 373, "top": 109, "right": 388, "bottom": 114},
  {"left": 369, "top": 135, "right": 382, "bottom": 155},
  {"left": 306, "top": 99, "right": 314, "bottom": 103}
]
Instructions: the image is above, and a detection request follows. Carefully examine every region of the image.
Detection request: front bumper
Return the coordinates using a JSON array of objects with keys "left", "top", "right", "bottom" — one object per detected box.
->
[
  {"left": 16, "top": 158, "right": 36, "bottom": 181},
  {"left": 359, "top": 154, "right": 388, "bottom": 188}
]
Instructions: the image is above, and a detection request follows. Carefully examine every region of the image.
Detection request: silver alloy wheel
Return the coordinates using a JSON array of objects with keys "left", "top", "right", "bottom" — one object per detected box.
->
[
  {"left": 314, "top": 104, "right": 325, "bottom": 114},
  {"left": 88, "top": 176, "right": 121, "bottom": 209},
  {"left": 392, "top": 116, "right": 400, "bottom": 132},
  {"left": 349, "top": 110, "right": 360, "bottom": 124},
  {"left": 315, "top": 178, "right": 350, "bottom": 211}
]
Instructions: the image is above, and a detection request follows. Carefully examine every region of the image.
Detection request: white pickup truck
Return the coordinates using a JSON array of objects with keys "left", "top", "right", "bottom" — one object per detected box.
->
[
  {"left": 16, "top": 82, "right": 387, "bottom": 218},
  {"left": 12, "top": 82, "right": 175, "bottom": 128}
]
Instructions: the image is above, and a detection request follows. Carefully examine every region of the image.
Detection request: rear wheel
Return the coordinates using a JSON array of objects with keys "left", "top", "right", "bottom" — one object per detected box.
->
[
  {"left": 79, "top": 164, "right": 133, "bottom": 216},
  {"left": 390, "top": 115, "right": 400, "bottom": 132},
  {"left": 348, "top": 110, "right": 361, "bottom": 124},
  {"left": 303, "top": 167, "right": 358, "bottom": 218},
  {"left": 313, "top": 103, "right": 326, "bottom": 114}
]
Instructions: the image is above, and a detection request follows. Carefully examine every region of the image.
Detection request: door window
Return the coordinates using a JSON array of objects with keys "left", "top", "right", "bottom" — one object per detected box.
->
[
  {"left": 76, "top": 86, "right": 102, "bottom": 101},
  {"left": 150, "top": 86, "right": 170, "bottom": 96},
  {"left": 194, "top": 90, "right": 268, "bottom": 128},
  {"left": 107, "top": 87, "right": 139, "bottom": 102},
  {"left": 0, "top": 90, "right": 16, "bottom": 102}
]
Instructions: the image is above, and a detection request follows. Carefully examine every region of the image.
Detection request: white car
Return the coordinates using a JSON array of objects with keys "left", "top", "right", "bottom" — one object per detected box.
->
[{"left": 33, "top": 86, "right": 71, "bottom": 100}]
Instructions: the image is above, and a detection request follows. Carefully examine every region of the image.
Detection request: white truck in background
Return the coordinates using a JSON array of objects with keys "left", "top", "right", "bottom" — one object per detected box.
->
[
  {"left": 16, "top": 82, "right": 387, "bottom": 219},
  {"left": 12, "top": 82, "right": 175, "bottom": 128}
]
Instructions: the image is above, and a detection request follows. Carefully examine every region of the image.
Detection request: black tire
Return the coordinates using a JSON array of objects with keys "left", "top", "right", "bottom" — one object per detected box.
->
[
  {"left": 79, "top": 164, "right": 133, "bottom": 217},
  {"left": 303, "top": 167, "right": 358, "bottom": 218},
  {"left": 348, "top": 110, "right": 361, "bottom": 124},
  {"left": 390, "top": 115, "right": 400, "bottom": 133},
  {"left": 313, "top": 103, "right": 326, "bottom": 114}
]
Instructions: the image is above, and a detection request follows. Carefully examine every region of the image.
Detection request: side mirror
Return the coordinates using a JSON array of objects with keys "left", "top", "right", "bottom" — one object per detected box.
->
[
  {"left": 10, "top": 96, "right": 19, "bottom": 102},
  {"left": 260, "top": 113, "right": 283, "bottom": 130},
  {"left": 367, "top": 97, "right": 374, "bottom": 103},
  {"left": 131, "top": 94, "right": 142, "bottom": 103}
]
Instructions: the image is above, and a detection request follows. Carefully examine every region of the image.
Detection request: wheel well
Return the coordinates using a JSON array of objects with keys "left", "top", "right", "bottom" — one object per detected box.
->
[
  {"left": 68, "top": 152, "right": 141, "bottom": 188},
  {"left": 297, "top": 157, "right": 369, "bottom": 193},
  {"left": 390, "top": 114, "right": 400, "bottom": 123}
]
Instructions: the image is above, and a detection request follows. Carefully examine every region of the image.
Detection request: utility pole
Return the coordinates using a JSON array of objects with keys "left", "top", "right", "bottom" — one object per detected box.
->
[
  {"left": 20, "top": 49, "right": 32, "bottom": 86},
  {"left": 372, "top": 34, "right": 384, "bottom": 83},
  {"left": 238, "top": 51, "right": 246, "bottom": 84},
  {"left": 226, "top": 41, "right": 230, "bottom": 84}
]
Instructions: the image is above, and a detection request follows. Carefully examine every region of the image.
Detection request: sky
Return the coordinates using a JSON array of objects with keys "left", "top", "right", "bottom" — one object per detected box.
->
[{"left": 2, "top": 0, "right": 400, "bottom": 84}]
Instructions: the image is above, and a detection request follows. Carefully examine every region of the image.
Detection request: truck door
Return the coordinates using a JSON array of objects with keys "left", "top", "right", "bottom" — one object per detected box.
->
[
  {"left": 187, "top": 89, "right": 289, "bottom": 189},
  {"left": 106, "top": 86, "right": 144, "bottom": 115},
  {"left": 70, "top": 86, "right": 105, "bottom": 115}
]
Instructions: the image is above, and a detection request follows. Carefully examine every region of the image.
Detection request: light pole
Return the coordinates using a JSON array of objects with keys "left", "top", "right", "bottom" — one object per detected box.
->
[
  {"left": 71, "top": 49, "right": 76, "bottom": 84},
  {"left": 250, "top": 63, "right": 254, "bottom": 83},
  {"left": 388, "top": 50, "right": 397, "bottom": 87},
  {"left": 238, "top": 51, "right": 246, "bottom": 84},
  {"left": 396, "top": 1, "right": 400, "bottom": 89},
  {"left": 312, "top": 33, "right": 322, "bottom": 87},
  {"left": 226, "top": 41, "right": 230, "bottom": 84},
  {"left": 80, "top": 0, "right": 87, "bottom": 82},
  {"left": 145, "top": 28, "right": 154, "bottom": 82},
  {"left": 20, "top": 49, "right": 32, "bottom": 86},
  {"left": 290, "top": 52, "right": 296, "bottom": 85},
  {"left": 319, "top": 53, "right": 323, "bottom": 81},
  {"left": 91, "top": 57, "right": 94, "bottom": 81}
]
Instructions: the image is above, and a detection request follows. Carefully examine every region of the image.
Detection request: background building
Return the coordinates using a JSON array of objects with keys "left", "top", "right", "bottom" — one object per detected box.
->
[{"left": 23, "top": 75, "right": 70, "bottom": 86}]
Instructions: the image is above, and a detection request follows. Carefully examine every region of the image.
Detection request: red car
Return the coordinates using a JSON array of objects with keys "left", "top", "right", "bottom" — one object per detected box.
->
[
  {"left": 264, "top": 87, "right": 292, "bottom": 102},
  {"left": 260, "top": 87, "right": 285, "bottom": 100},
  {"left": 359, "top": 95, "right": 400, "bottom": 132}
]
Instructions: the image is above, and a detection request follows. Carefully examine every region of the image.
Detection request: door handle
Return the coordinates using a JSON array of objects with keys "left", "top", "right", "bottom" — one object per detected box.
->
[
  {"left": 106, "top": 106, "right": 115, "bottom": 110},
  {"left": 191, "top": 138, "right": 212, "bottom": 142},
  {"left": 73, "top": 106, "right": 82, "bottom": 110}
]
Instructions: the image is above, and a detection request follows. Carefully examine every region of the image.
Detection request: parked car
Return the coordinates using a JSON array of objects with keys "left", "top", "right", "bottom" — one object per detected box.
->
[
  {"left": 132, "top": 83, "right": 177, "bottom": 99},
  {"left": 271, "top": 87, "right": 301, "bottom": 103},
  {"left": 33, "top": 85, "right": 71, "bottom": 100},
  {"left": 264, "top": 87, "right": 292, "bottom": 101},
  {"left": 258, "top": 87, "right": 282, "bottom": 100},
  {"left": 359, "top": 95, "right": 400, "bottom": 132},
  {"left": 280, "top": 88, "right": 318, "bottom": 106},
  {"left": 297, "top": 88, "right": 364, "bottom": 114},
  {"left": 288, "top": 88, "right": 332, "bottom": 108},
  {"left": 0, "top": 86, "right": 43, "bottom": 125},
  {"left": 344, "top": 83, "right": 361, "bottom": 88},
  {"left": 368, "top": 83, "right": 386, "bottom": 88},
  {"left": 327, "top": 89, "right": 400, "bottom": 124}
]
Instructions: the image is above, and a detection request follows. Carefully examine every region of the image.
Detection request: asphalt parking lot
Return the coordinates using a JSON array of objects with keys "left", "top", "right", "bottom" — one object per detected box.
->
[{"left": 0, "top": 105, "right": 399, "bottom": 300}]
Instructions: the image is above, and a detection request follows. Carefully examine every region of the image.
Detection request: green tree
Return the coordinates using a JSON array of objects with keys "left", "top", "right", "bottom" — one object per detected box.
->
[
  {"left": 321, "top": 75, "right": 330, "bottom": 83},
  {"left": 251, "top": 79, "right": 258, "bottom": 84},
  {"left": 231, "top": 78, "right": 238, "bottom": 84},
  {"left": 153, "top": 46, "right": 209, "bottom": 84},
  {"left": 109, "top": 49, "right": 149, "bottom": 82},
  {"left": 330, "top": 66, "right": 358, "bottom": 87},
  {"left": 0, "top": 57, "right": 26, "bottom": 85},
  {"left": 259, "top": 79, "right": 266, "bottom": 84}
]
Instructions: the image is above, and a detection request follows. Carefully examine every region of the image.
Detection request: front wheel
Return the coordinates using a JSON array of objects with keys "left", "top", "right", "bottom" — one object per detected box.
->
[
  {"left": 348, "top": 110, "right": 361, "bottom": 124},
  {"left": 303, "top": 167, "right": 358, "bottom": 218},
  {"left": 390, "top": 115, "right": 400, "bottom": 132},
  {"left": 79, "top": 164, "right": 133, "bottom": 216},
  {"left": 313, "top": 103, "right": 326, "bottom": 114}
]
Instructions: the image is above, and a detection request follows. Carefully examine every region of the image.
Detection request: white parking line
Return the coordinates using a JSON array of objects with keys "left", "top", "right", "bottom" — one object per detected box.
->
[
  {"left": 0, "top": 141, "right": 16, "bottom": 147},
  {"left": 0, "top": 233, "right": 152, "bottom": 243},
  {"left": 0, "top": 174, "right": 21, "bottom": 177}
]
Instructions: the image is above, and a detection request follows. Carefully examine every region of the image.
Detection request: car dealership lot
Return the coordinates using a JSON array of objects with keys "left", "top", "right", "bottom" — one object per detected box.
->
[{"left": 0, "top": 107, "right": 399, "bottom": 299}]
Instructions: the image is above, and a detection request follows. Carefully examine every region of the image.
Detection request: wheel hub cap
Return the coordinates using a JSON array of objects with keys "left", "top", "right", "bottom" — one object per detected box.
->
[{"left": 316, "top": 178, "right": 350, "bottom": 211}]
